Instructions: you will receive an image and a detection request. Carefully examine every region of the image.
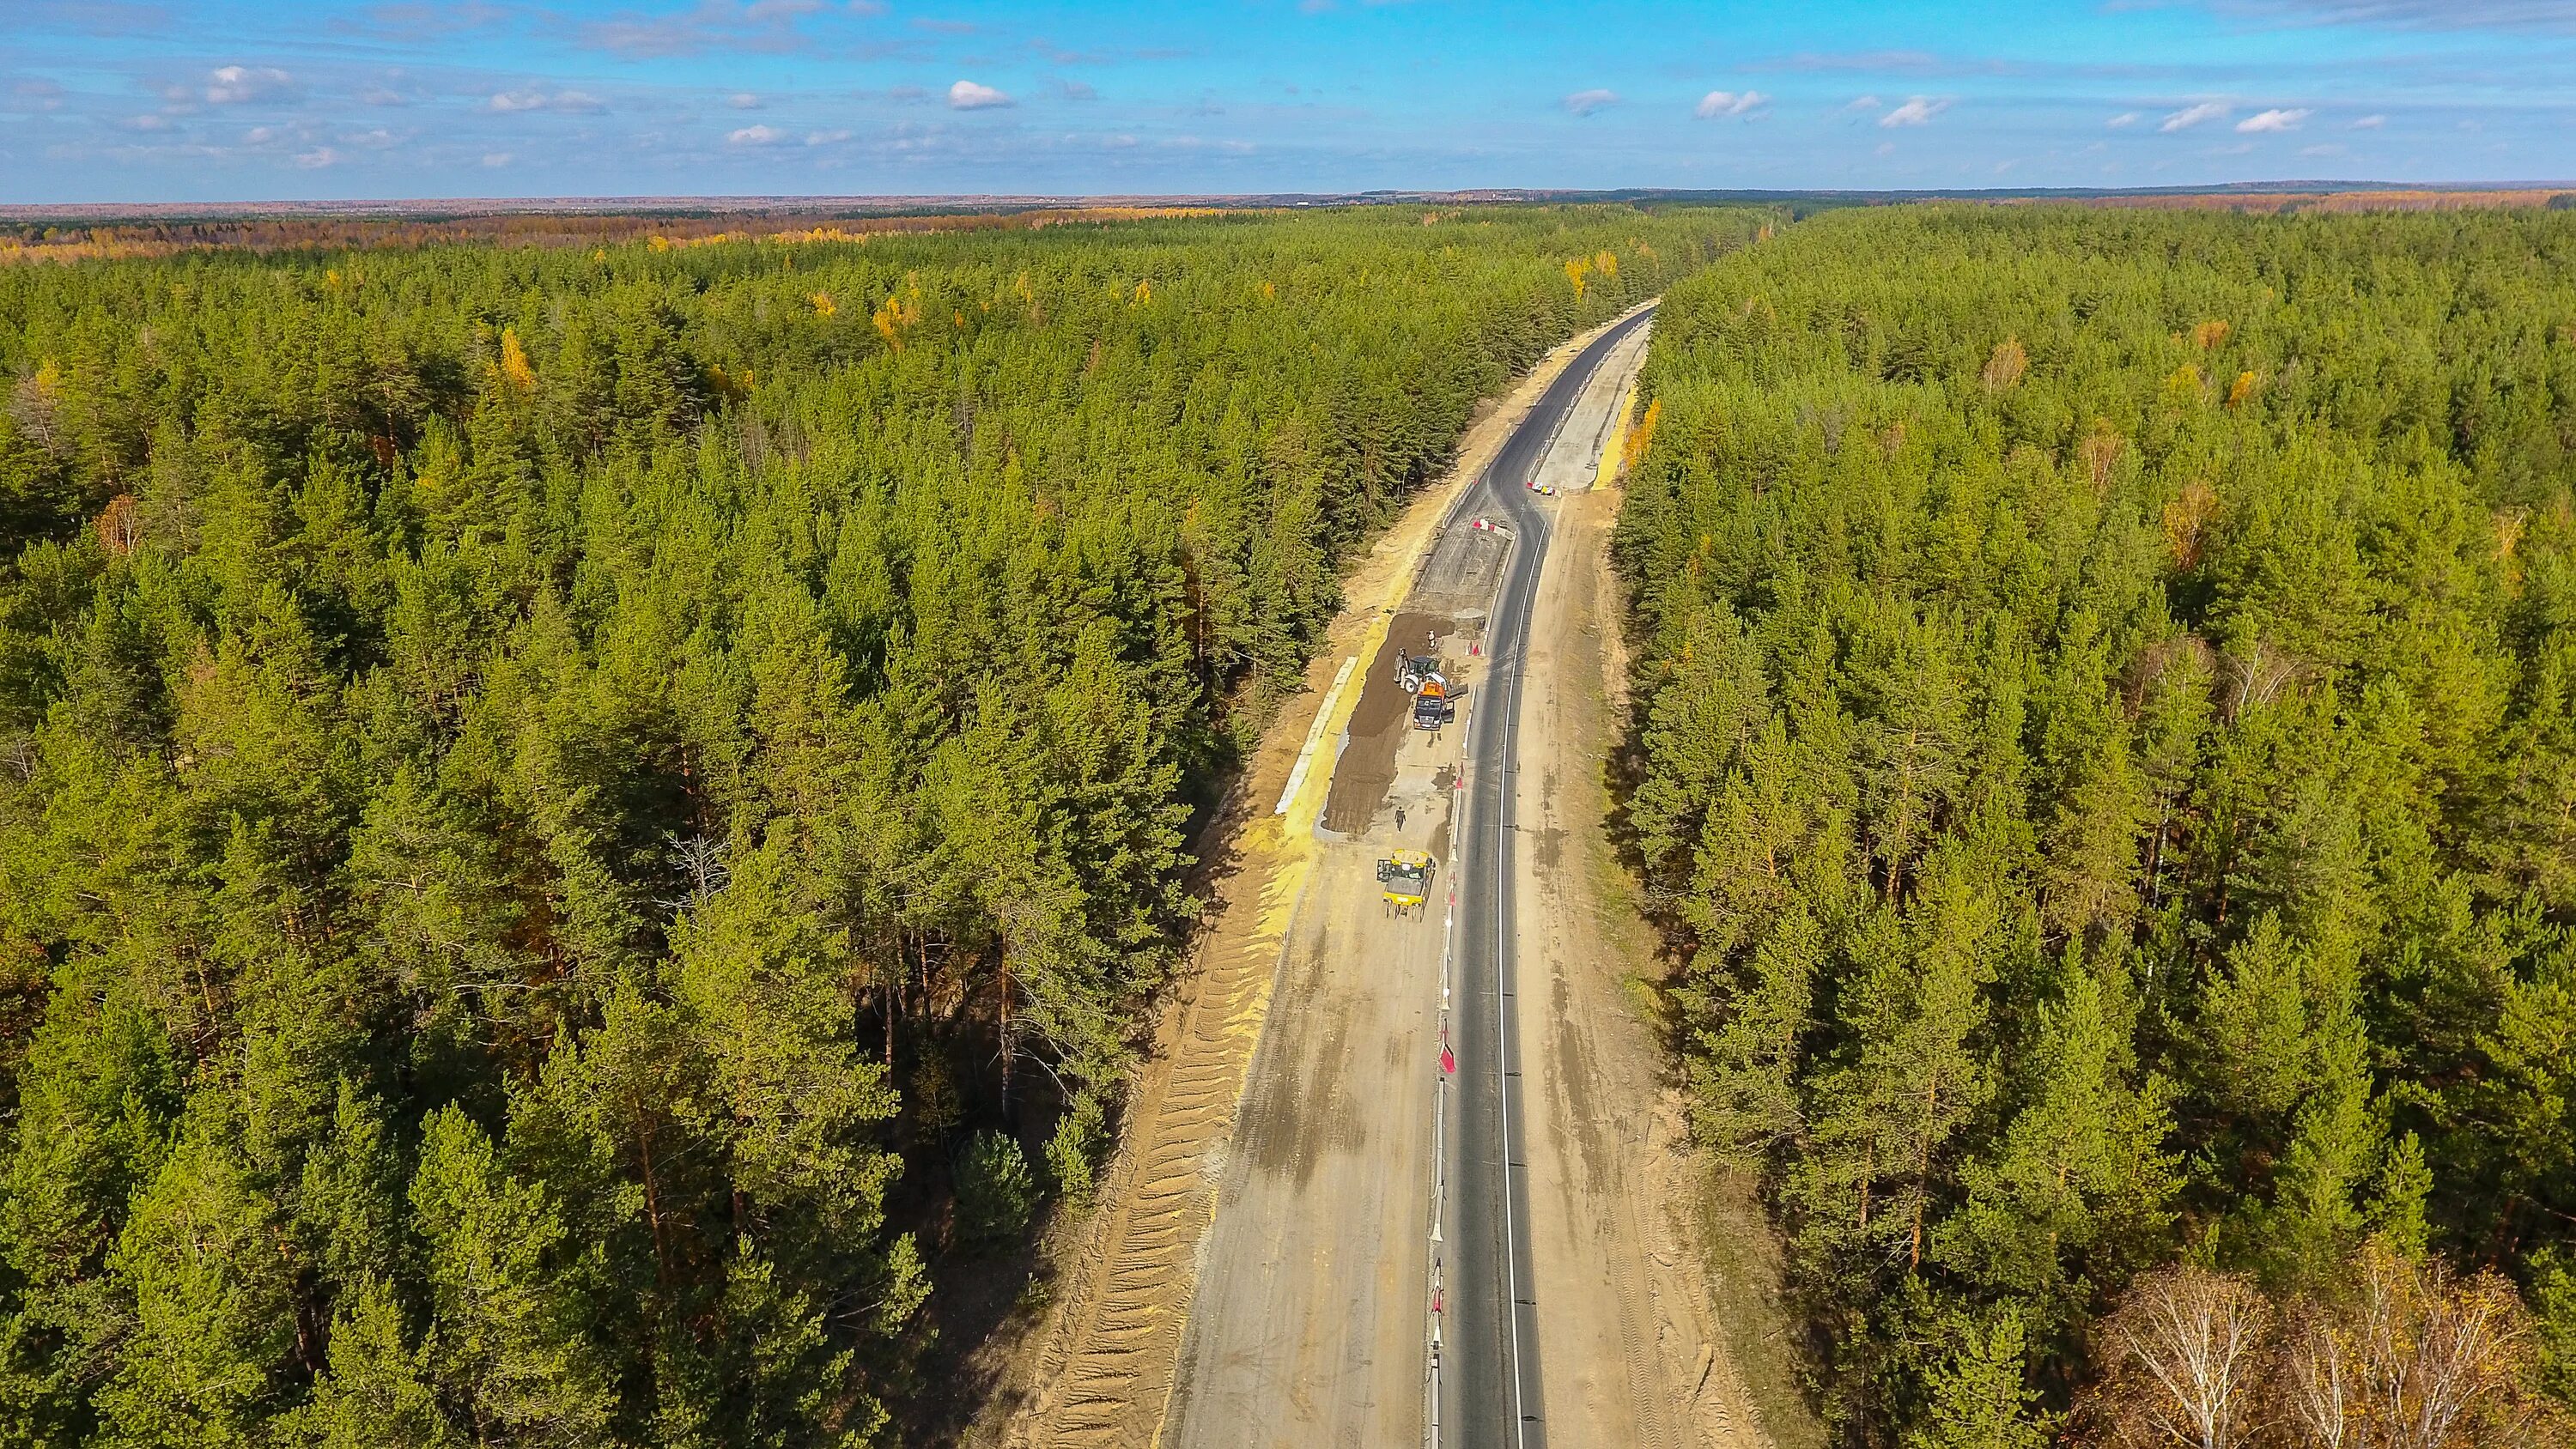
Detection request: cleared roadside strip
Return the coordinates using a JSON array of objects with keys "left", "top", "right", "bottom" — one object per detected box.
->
[
  {"left": 1274, "top": 655, "right": 1362, "bottom": 815},
  {"left": 1027, "top": 414, "right": 1499, "bottom": 1449},
  {"left": 1595, "top": 385, "right": 1637, "bottom": 491}
]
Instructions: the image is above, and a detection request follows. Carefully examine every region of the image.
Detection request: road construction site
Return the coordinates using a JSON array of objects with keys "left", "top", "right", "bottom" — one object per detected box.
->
[{"left": 1006, "top": 303, "right": 1777, "bottom": 1449}]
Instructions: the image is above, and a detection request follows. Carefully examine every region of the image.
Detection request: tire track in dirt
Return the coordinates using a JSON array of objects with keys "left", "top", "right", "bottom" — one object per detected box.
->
[{"left": 1007, "top": 313, "right": 1648, "bottom": 1449}]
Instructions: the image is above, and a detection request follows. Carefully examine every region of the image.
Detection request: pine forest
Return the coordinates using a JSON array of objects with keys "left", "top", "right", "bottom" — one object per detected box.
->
[
  {"left": 0, "top": 204, "right": 1759, "bottom": 1446},
  {"left": 1616, "top": 204, "right": 2576, "bottom": 1446}
]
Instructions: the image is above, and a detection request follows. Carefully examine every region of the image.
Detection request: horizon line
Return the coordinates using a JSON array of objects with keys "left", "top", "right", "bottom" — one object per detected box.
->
[{"left": 8, "top": 179, "right": 2576, "bottom": 224}]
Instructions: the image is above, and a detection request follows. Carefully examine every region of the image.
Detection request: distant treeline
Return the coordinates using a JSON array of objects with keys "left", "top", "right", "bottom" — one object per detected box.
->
[
  {"left": 0, "top": 206, "right": 1229, "bottom": 266},
  {"left": 1617, "top": 205, "right": 2576, "bottom": 1446},
  {"left": 0, "top": 203, "right": 1761, "bottom": 1445}
]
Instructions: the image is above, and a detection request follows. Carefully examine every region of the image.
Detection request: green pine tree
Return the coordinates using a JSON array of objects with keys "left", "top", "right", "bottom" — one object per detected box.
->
[
  {"left": 276, "top": 1277, "right": 460, "bottom": 1449},
  {"left": 1905, "top": 1311, "right": 2055, "bottom": 1449}
]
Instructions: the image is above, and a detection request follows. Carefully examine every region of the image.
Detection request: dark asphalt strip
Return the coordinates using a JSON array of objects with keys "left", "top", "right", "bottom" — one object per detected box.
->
[{"left": 1437, "top": 307, "right": 1654, "bottom": 1449}]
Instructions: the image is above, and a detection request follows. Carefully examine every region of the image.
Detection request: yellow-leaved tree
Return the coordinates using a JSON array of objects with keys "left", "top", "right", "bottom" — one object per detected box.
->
[{"left": 497, "top": 327, "right": 537, "bottom": 392}]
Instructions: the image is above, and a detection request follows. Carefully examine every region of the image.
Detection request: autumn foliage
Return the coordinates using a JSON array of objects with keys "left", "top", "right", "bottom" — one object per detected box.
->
[
  {"left": 2091, "top": 1246, "right": 2553, "bottom": 1448},
  {"left": 1622, "top": 396, "right": 1663, "bottom": 475},
  {"left": 1982, "top": 336, "right": 2029, "bottom": 391}
]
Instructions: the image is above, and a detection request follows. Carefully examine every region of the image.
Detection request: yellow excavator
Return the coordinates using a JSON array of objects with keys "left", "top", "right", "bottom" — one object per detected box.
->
[{"left": 1378, "top": 850, "right": 1434, "bottom": 918}]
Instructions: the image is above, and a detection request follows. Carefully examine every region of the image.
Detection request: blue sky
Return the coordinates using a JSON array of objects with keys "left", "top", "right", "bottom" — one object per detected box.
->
[{"left": 5, "top": 0, "right": 2575, "bottom": 203}]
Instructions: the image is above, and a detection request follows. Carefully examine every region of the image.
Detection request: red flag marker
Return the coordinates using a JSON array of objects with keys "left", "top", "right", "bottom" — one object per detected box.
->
[{"left": 1440, "top": 1044, "right": 1455, "bottom": 1076}]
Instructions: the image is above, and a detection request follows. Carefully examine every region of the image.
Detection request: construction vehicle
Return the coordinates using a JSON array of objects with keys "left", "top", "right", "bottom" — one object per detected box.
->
[
  {"left": 1398, "top": 644, "right": 1455, "bottom": 731},
  {"left": 1411, "top": 676, "right": 1452, "bottom": 730},
  {"left": 1378, "top": 850, "right": 1434, "bottom": 917}
]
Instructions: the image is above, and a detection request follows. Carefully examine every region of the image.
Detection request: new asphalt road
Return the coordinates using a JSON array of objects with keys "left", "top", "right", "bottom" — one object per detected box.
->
[{"left": 1437, "top": 305, "right": 1656, "bottom": 1449}]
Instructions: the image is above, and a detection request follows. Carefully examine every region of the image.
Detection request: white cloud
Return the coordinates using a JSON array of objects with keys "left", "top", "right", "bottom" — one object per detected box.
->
[
  {"left": 948, "top": 79, "right": 1012, "bottom": 109},
  {"left": 581, "top": 0, "right": 837, "bottom": 59},
  {"left": 2236, "top": 107, "right": 2311, "bottom": 132},
  {"left": 729, "top": 92, "right": 762, "bottom": 109},
  {"left": 727, "top": 124, "right": 787, "bottom": 145},
  {"left": 2256, "top": 0, "right": 2576, "bottom": 30},
  {"left": 1695, "top": 89, "right": 1767, "bottom": 119},
  {"left": 293, "top": 146, "right": 340, "bottom": 168},
  {"left": 2351, "top": 113, "right": 2385, "bottom": 128},
  {"left": 482, "top": 151, "right": 513, "bottom": 167},
  {"left": 1844, "top": 94, "right": 1882, "bottom": 112},
  {"left": 2300, "top": 142, "right": 2348, "bottom": 156},
  {"left": 805, "top": 128, "right": 852, "bottom": 144},
  {"left": 14, "top": 80, "right": 67, "bottom": 112},
  {"left": 343, "top": 1, "right": 507, "bottom": 39},
  {"left": 204, "top": 64, "right": 295, "bottom": 105},
  {"left": 2160, "top": 101, "right": 2230, "bottom": 131},
  {"left": 1878, "top": 95, "right": 1948, "bottom": 127},
  {"left": 2107, "top": 112, "right": 2140, "bottom": 129},
  {"left": 122, "top": 112, "right": 173, "bottom": 132},
  {"left": 1562, "top": 88, "right": 1619, "bottom": 116},
  {"left": 489, "top": 88, "right": 604, "bottom": 113},
  {"left": 344, "top": 127, "right": 400, "bottom": 149}
]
